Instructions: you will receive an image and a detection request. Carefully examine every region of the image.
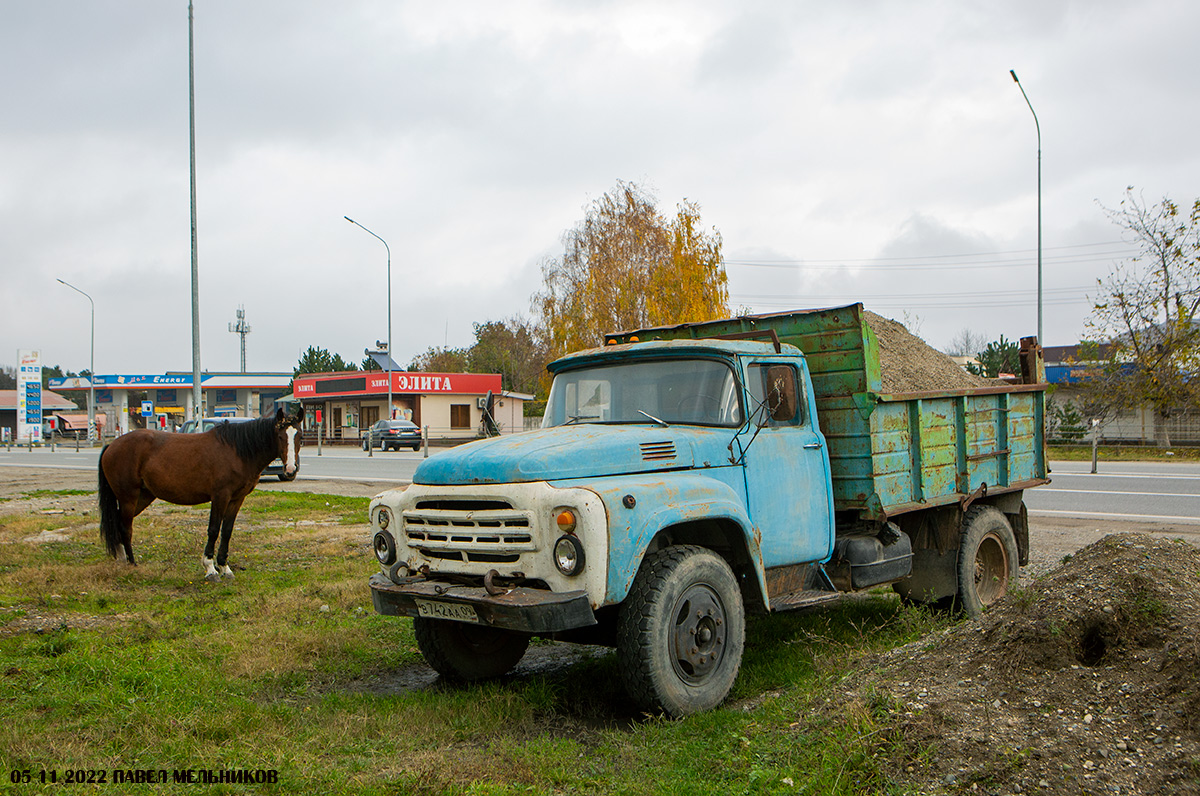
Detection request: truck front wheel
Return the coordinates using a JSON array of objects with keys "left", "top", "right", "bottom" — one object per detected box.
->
[
  {"left": 413, "top": 617, "right": 530, "bottom": 681},
  {"left": 957, "top": 505, "right": 1020, "bottom": 618},
  {"left": 617, "top": 545, "right": 746, "bottom": 718}
]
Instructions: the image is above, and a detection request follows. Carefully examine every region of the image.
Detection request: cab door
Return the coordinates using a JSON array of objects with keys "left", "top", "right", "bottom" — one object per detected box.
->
[{"left": 739, "top": 360, "right": 835, "bottom": 567}]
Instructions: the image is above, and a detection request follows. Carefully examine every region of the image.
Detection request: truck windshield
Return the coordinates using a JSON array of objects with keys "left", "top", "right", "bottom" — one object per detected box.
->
[{"left": 542, "top": 358, "right": 743, "bottom": 428}]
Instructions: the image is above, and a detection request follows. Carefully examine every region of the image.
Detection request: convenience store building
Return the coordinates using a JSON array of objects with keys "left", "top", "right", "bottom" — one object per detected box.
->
[{"left": 291, "top": 370, "right": 530, "bottom": 442}]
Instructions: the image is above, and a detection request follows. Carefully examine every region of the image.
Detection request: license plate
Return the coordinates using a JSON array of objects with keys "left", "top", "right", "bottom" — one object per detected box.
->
[{"left": 415, "top": 598, "right": 479, "bottom": 623}]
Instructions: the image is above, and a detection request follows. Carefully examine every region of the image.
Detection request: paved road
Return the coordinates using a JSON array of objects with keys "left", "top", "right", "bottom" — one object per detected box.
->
[
  {"left": 3, "top": 446, "right": 1197, "bottom": 526},
  {"left": 0, "top": 444, "right": 424, "bottom": 490},
  {"left": 1027, "top": 460, "right": 1200, "bottom": 526}
]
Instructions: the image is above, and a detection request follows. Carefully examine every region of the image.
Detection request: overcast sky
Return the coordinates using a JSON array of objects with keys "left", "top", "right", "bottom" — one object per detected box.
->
[{"left": 4, "top": 0, "right": 1198, "bottom": 378}]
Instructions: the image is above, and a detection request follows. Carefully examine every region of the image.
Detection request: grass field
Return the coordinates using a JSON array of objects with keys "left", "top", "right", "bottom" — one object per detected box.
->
[
  {"left": 0, "top": 489, "right": 949, "bottom": 795},
  {"left": 1048, "top": 443, "right": 1200, "bottom": 461}
]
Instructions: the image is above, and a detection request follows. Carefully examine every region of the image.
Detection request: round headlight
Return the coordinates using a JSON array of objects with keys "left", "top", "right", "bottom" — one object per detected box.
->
[
  {"left": 373, "top": 531, "right": 397, "bottom": 566},
  {"left": 376, "top": 507, "right": 390, "bottom": 531},
  {"left": 553, "top": 534, "right": 585, "bottom": 576},
  {"left": 556, "top": 509, "right": 577, "bottom": 534}
]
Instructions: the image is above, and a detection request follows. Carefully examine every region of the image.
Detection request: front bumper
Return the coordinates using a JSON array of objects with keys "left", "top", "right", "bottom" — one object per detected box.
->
[{"left": 369, "top": 573, "right": 597, "bottom": 634}]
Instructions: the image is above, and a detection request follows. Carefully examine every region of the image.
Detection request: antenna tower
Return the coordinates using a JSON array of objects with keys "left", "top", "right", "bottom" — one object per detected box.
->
[{"left": 228, "top": 305, "right": 252, "bottom": 373}]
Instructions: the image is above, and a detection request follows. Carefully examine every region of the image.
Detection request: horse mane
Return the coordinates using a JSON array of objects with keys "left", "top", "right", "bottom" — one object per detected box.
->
[{"left": 211, "top": 415, "right": 279, "bottom": 462}]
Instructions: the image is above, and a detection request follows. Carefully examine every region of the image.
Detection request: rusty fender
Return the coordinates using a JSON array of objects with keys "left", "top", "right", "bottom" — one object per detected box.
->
[{"left": 570, "top": 471, "right": 768, "bottom": 609}]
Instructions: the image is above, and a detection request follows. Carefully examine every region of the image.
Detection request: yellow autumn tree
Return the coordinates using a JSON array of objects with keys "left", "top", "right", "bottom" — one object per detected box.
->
[
  {"left": 535, "top": 181, "right": 730, "bottom": 362},
  {"left": 649, "top": 198, "right": 728, "bottom": 326}
]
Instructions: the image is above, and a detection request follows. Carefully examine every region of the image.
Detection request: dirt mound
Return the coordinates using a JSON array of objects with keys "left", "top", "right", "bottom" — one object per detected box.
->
[
  {"left": 863, "top": 310, "right": 999, "bottom": 394},
  {"left": 845, "top": 534, "right": 1200, "bottom": 794}
]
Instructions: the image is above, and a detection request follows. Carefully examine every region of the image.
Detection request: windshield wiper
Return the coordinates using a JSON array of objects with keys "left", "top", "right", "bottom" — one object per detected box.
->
[
  {"left": 637, "top": 410, "right": 670, "bottom": 428},
  {"left": 564, "top": 414, "right": 600, "bottom": 425}
]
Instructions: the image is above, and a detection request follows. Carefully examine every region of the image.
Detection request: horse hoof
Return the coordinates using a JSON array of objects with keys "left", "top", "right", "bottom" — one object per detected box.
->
[
  {"left": 205, "top": 572, "right": 221, "bottom": 583},
  {"left": 221, "top": 570, "right": 235, "bottom": 580}
]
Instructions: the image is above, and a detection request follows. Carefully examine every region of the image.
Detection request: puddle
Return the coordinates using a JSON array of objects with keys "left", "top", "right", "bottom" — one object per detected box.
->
[{"left": 348, "top": 642, "right": 611, "bottom": 696}]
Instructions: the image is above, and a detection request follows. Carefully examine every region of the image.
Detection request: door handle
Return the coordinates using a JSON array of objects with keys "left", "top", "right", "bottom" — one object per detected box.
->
[{"left": 803, "top": 441, "right": 823, "bottom": 449}]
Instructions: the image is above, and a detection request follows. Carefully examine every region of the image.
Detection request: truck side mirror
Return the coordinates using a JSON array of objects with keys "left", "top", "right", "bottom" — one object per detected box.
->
[{"left": 763, "top": 365, "right": 797, "bottom": 423}]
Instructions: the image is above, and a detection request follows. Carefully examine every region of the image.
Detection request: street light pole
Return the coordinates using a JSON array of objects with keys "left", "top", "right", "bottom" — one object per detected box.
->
[
  {"left": 56, "top": 278, "right": 96, "bottom": 443},
  {"left": 344, "top": 216, "right": 393, "bottom": 425},
  {"left": 188, "top": 0, "right": 202, "bottom": 421},
  {"left": 1010, "top": 69, "right": 1042, "bottom": 346}
]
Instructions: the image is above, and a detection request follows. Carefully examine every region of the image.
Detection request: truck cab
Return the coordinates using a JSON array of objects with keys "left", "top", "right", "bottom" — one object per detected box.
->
[{"left": 370, "top": 339, "right": 844, "bottom": 715}]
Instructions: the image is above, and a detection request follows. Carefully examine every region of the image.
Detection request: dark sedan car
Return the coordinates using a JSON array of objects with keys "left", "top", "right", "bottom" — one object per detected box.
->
[
  {"left": 182, "top": 416, "right": 296, "bottom": 481},
  {"left": 362, "top": 419, "right": 422, "bottom": 451}
]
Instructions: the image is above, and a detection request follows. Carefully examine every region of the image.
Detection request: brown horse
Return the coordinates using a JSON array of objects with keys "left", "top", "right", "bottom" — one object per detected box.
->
[{"left": 98, "top": 407, "right": 303, "bottom": 580}]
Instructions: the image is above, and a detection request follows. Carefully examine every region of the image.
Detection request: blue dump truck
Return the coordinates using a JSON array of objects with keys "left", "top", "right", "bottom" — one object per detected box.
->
[{"left": 368, "top": 304, "right": 1049, "bottom": 716}]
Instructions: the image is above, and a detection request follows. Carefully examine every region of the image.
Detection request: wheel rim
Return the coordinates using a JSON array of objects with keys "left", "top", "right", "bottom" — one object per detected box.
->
[
  {"left": 974, "top": 532, "right": 1010, "bottom": 606},
  {"left": 669, "top": 583, "right": 727, "bottom": 683}
]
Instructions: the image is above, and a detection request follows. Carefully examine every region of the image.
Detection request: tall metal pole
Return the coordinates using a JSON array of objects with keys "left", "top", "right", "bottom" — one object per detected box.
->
[
  {"left": 1010, "top": 70, "right": 1042, "bottom": 346},
  {"left": 189, "top": 1, "right": 202, "bottom": 420},
  {"left": 56, "top": 279, "right": 96, "bottom": 443},
  {"left": 344, "top": 217, "right": 392, "bottom": 422}
]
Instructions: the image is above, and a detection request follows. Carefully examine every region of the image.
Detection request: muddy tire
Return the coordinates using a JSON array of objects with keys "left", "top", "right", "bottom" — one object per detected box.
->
[
  {"left": 616, "top": 545, "right": 745, "bottom": 718},
  {"left": 957, "top": 505, "right": 1020, "bottom": 618},
  {"left": 413, "top": 617, "right": 530, "bottom": 681}
]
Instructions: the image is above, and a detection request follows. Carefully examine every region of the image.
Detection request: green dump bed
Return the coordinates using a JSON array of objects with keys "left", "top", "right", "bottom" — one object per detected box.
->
[{"left": 607, "top": 304, "right": 1048, "bottom": 522}]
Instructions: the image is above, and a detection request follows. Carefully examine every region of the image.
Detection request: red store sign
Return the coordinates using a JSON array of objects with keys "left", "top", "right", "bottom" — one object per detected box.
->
[{"left": 293, "top": 372, "right": 501, "bottom": 398}]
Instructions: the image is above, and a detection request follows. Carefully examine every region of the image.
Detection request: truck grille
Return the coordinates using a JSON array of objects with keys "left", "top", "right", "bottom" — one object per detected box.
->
[
  {"left": 402, "top": 500, "right": 536, "bottom": 564},
  {"left": 640, "top": 441, "right": 677, "bottom": 461}
]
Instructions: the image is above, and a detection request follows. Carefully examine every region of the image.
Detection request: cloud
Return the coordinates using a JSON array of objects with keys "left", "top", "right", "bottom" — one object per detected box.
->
[{"left": 3, "top": 0, "right": 1199, "bottom": 374}]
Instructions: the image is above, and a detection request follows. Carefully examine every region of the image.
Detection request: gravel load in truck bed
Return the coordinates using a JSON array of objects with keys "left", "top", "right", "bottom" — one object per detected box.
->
[{"left": 862, "top": 310, "right": 1001, "bottom": 394}]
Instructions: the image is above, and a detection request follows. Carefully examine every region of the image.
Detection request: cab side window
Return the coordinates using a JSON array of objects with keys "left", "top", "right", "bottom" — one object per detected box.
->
[{"left": 746, "top": 363, "right": 804, "bottom": 426}]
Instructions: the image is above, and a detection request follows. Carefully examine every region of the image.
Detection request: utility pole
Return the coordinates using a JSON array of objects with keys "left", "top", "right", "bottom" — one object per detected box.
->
[
  {"left": 56, "top": 279, "right": 96, "bottom": 442},
  {"left": 1010, "top": 70, "right": 1042, "bottom": 347},
  {"left": 188, "top": 1, "right": 202, "bottom": 420},
  {"left": 344, "top": 216, "right": 393, "bottom": 420},
  {"left": 228, "top": 305, "right": 251, "bottom": 373}
]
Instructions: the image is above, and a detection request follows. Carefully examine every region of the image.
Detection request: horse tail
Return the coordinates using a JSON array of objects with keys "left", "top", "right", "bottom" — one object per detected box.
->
[{"left": 97, "top": 445, "right": 122, "bottom": 558}]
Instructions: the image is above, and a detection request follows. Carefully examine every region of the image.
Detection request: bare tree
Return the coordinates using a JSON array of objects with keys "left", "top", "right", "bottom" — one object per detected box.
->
[
  {"left": 944, "top": 328, "right": 990, "bottom": 358},
  {"left": 899, "top": 311, "right": 925, "bottom": 339},
  {"left": 1081, "top": 189, "right": 1200, "bottom": 446}
]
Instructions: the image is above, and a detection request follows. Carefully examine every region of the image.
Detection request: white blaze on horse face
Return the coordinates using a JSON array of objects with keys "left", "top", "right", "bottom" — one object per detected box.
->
[{"left": 284, "top": 426, "right": 299, "bottom": 475}]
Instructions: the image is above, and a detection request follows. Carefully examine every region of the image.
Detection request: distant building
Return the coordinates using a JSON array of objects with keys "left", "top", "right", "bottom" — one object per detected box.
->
[
  {"left": 0, "top": 389, "right": 78, "bottom": 441},
  {"left": 291, "top": 370, "right": 532, "bottom": 442},
  {"left": 948, "top": 355, "right": 980, "bottom": 372},
  {"left": 49, "top": 372, "right": 292, "bottom": 434},
  {"left": 1042, "top": 345, "right": 1199, "bottom": 445}
]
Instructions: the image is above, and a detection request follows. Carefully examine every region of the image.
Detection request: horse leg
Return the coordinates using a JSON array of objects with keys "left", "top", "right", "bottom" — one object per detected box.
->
[
  {"left": 201, "top": 499, "right": 227, "bottom": 582},
  {"left": 215, "top": 496, "right": 246, "bottom": 579},
  {"left": 119, "top": 490, "right": 156, "bottom": 566}
]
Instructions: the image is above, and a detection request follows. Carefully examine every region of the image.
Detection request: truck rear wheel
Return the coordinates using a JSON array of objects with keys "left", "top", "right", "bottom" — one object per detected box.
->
[
  {"left": 616, "top": 545, "right": 745, "bottom": 718},
  {"left": 413, "top": 617, "right": 530, "bottom": 681},
  {"left": 957, "top": 505, "right": 1020, "bottom": 618}
]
